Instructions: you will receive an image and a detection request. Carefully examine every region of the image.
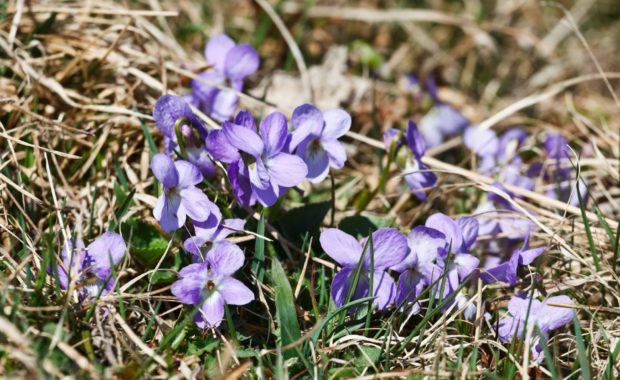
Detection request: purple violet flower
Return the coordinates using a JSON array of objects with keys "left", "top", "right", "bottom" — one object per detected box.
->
[
  {"left": 463, "top": 126, "right": 499, "bottom": 159},
  {"left": 191, "top": 34, "right": 260, "bottom": 122},
  {"left": 425, "top": 213, "right": 480, "bottom": 292},
  {"left": 153, "top": 94, "right": 216, "bottom": 178},
  {"left": 184, "top": 204, "right": 246, "bottom": 263},
  {"left": 497, "top": 128, "right": 528, "bottom": 164},
  {"left": 474, "top": 201, "right": 501, "bottom": 236},
  {"left": 221, "top": 111, "right": 308, "bottom": 206},
  {"left": 151, "top": 154, "right": 217, "bottom": 232},
  {"left": 464, "top": 126, "right": 528, "bottom": 177},
  {"left": 455, "top": 293, "right": 477, "bottom": 320},
  {"left": 288, "top": 104, "right": 351, "bottom": 183},
  {"left": 391, "top": 226, "right": 446, "bottom": 314},
  {"left": 171, "top": 244, "right": 253, "bottom": 328},
  {"left": 418, "top": 77, "right": 470, "bottom": 148},
  {"left": 499, "top": 294, "right": 575, "bottom": 361},
  {"left": 56, "top": 232, "right": 126, "bottom": 299},
  {"left": 206, "top": 111, "right": 257, "bottom": 207},
  {"left": 481, "top": 235, "right": 546, "bottom": 285},
  {"left": 543, "top": 132, "right": 587, "bottom": 207},
  {"left": 320, "top": 228, "right": 408, "bottom": 310},
  {"left": 402, "top": 121, "right": 437, "bottom": 201}
]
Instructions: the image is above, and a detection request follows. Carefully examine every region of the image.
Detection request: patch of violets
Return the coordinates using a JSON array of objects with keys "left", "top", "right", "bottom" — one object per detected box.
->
[
  {"left": 320, "top": 213, "right": 479, "bottom": 315},
  {"left": 464, "top": 126, "right": 588, "bottom": 243},
  {"left": 149, "top": 151, "right": 254, "bottom": 328},
  {"left": 149, "top": 68, "right": 351, "bottom": 326},
  {"left": 46, "top": 32, "right": 578, "bottom": 359},
  {"left": 55, "top": 232, "right": 126, "bottom": 301},
  {"left": 319, "top": 212, "right": 574, "bottom": 358}
]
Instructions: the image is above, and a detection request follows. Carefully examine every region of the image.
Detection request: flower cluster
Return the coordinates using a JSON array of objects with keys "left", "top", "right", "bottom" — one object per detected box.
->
[
  {"left": 150, "top": 147, "right": 253, "bottom": 328},
  {"left": 146, "top": 34, "right": 354, "bottom": 327},
  {"left": 150, "top": 100, "right": 351, "bottom": 323},
  {"left": 320, "top": 212, "right": 479, "bottom": 314},
  {"left": 465, "top": 126, "right": 588, "bottom": 242},
  {"left": 207, "top": 104, "right": 351, "bottom": 207},
  {"left": 320, "top": 212, "right": 574, "bottom": 358}
]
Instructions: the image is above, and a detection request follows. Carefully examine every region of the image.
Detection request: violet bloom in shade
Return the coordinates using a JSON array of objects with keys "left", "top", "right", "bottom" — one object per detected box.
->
[
  {"left": 222, "top": 111, "right": 308, "bottom": 206},
  {"left": 171, "top": 243, "right": 254, "bottom": 328},
  {"left": 288, "top": 104, "right": 351, "bottom": 183},
  {"left": 391, "top": 226, "right": 446, "bottom": 314},
  {"left": 191, "top": 34, "right": 260, "bottom": 122},
  {"left": 403, "top": 73, "right": 423, "bottom": 103},
  {"left": 153, "top": 94, "right": 215, "bottom": 178},
  {"left": 418, "top": 77, "right": 470, "bottom": 148},
  {"left": 151, "top": 154, "right": 217, "bottom": 233},
  {"left": 425, "top": 213, "right": 480, "bottom": 292},
  {"left": 481, "top": 235, "right": 547, "bottom": 285},
  {"left": 403, "top": 121, "right": 437, "bottom": 201},
  {"left": 56, "top": 232, "right": 126, "bottom": 299},
  {"left": 320, "top": 228, "right": 408, "bottom": 310},
  {"left": 464, "top": 126, "right": 499, "bottom": 175},
  {"left": 499, "top": 295, "right": 575, "bottom": 361},
  {"left": 499, "top": 158, "right": 535, "bottom": 193}
]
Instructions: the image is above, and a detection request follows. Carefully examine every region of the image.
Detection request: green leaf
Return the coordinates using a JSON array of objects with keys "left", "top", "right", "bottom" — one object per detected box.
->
[
  {"left": 121, "top": 218, "right": 168, "bottom": 266},
  {"left": 270, "top": 257, "right": 301, "bottom": 359},
  {"left": 353, "top": 346, "right": 381, "bottom": 367},
  {"left": 339, "top": 215, "right": 377, "bottom": 239},
  {"left": 279, "top": 201, "right": 331, "bottom": 243},
  {"left": 351, "top": 40, "right": 384, "bottom": 70}
]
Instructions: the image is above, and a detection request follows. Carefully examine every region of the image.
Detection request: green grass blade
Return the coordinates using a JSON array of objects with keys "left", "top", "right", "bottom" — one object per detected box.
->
[
  {"left": 573, "top": 314, "right": 592, "bottom": 380},
  {"left": 270, "top": 257, "right": 301, "bottom": 359},
  {"left": 252, "top": 211, "right": 266, "bottom": 283}
]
